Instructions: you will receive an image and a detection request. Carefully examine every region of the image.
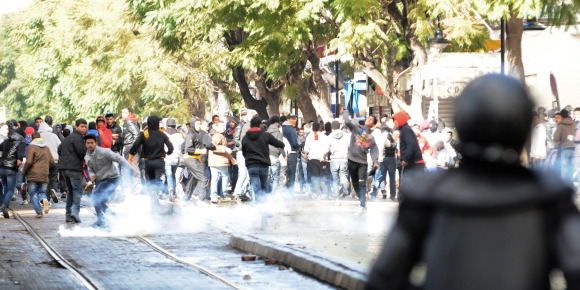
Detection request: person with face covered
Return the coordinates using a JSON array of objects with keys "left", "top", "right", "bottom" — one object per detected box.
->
[
  {"left": 182, "top": 117, "right": 216, "bottom": 201},
  {"left": 129, "top": 116, "right": 173, "bottom": 201},
  {"left": 366, "top": 74, "right": 580, "bottom": 290}
]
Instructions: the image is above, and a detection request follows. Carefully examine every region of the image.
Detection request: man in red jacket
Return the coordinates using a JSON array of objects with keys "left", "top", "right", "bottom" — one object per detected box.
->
[{"left": 96, "top": 116, "right": 112, "bottom": 149}]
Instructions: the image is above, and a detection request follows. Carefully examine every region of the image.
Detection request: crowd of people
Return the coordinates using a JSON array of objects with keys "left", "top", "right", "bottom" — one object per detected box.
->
[
  {"left": 0, "top": 100, "right": 578, "bottom": 228},
  {"left": 530, "top": 106, "right": 580, "bottom": 187}
]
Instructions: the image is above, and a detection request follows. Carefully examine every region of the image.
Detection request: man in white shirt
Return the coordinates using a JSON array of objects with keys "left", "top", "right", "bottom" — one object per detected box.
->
[{"left": 530, "top": 111, "right": 547, "bottom": 170}]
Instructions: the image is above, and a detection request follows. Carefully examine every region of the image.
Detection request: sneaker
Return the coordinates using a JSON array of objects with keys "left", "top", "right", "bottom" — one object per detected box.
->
[
  {"left": 21, "top": 188, "right": 28, "bottom": 201},
  {"left": 50, "top": 189, "right": 59, "bottom": 203},
  {"left": 210, "top": 196, "right": 219, "bottom": 203},
  {"left": 334, "top": 199, "right": 342, "bottom": 206},
  {"left": 65, "top": 215, "right": 73, "bottom": 222},
  {"left": 84, "top": 181, "right": 94, "bottom": 192},
  {"left": 36, "top": 213, "right": 43, "bottom": 218},
  {"left": 70, "top": 213, "right": 81, "bottom": 224},
  {"left": 355, "top": 206, "right": 367, "bottom": 216},
  {"left": 91, "top": 220, "right": 106, "bottom": 228},
  {"left": 42, "top": 199, "right": 50, "bottom": 214},
  {"left": 1, "top": 205, "right": 9, "bottom": 219},
  {"left": 21, "top": 200, "right": 29, "bottom": 205},
  {"left": 11, "top": 195, "right": 17, "bottom": 201}
]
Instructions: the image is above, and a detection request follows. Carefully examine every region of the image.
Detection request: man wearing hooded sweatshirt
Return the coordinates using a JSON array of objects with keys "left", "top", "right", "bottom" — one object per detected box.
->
[
  {"left": 96, "top": 116, "right": 112, "bottom": 149},
  {"left": 129, "top": 116, "right": 174, "bottom": 198},
  {"left": 22, "top": 132, "right": 54, "bottom": 218},
  {"left": 342, "top": 110, "right": 379, "bottom": 211},
  {"left": 182, "top": 117, "right": 215, "bottom": 201},
  {"left": 164, "top": 118, "right": 184, "bottom": 199},
  {"left": 0, "top": 123, "right": 26, "bottom": 218},
  {"left": 328, "top": 120, "right": 350, "bottom": 205},
  {"left": 553, "top": 109, "right": 576, "bottom": 185},
  {"left": 37, "top": 122, "right": 61, "bottom": 203},
  {"left": 266, "top": 115, "right": 285, "bottom": 193},
  {"left": 242, "top": 117, "right": 285, "bottom": 201},
  {"left": 57, "top": 119, "right": 87, "bottom": 223},
  {"left": 392, "top": 111, "right": 424, "bottom": 198}
]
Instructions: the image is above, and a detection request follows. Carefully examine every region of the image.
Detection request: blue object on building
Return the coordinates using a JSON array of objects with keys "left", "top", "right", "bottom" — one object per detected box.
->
[{"left": 344, "top": 81, "right": 367, "bottom": 115}]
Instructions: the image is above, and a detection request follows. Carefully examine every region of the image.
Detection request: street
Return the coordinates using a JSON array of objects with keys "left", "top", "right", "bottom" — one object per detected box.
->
[{"left": 0, "top": 193, "right": 400, "bottom": 289}]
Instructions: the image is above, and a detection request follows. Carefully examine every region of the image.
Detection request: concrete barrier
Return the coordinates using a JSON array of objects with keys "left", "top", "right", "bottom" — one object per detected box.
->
[{"left": 228, "top": 234, "right": 367, "bottom": 290}]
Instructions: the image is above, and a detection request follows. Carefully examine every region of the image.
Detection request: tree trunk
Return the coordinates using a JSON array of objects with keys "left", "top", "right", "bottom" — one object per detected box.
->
[
  {"left": 304, "top": 42, "right": 334, "bottom": 122},
  {"left": 254, "top": 70, "right": 282, "bottom": 117},
  {"left": 182, "top": 76, "right": 205, "bottom": 117},
  {"left": 506, "top": 14, "right": 525, "bottom": 83},
  {"left": 231, "top": 66, "right": 269, "bottom": 118},
  {"left": 287, "top": 60, "right": 317, "bottom": 122}
]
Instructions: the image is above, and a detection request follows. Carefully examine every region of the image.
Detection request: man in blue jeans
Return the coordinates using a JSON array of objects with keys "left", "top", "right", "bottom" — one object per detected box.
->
[
  {"left": 85, "top": 134, "right": 133, "bottom": 228},
  {"left": 0, "top": 122, "right": 26, "bottom": 218},
  {"left": 282, "top": 114, "right": 299, "bottom": 192},
  {"left": 242, "top": 116, "right": 285, "bottom": 202},
  {"left": 58, "top": 119, "right": 88, "bottom": 223}
]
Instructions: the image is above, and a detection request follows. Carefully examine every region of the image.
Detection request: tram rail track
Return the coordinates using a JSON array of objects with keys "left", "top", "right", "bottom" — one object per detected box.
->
[
  {"left": 135, "top": 236, "right": 242, "bottom": 289},
  {"left": 11, "top": 208, "right": 242, "bottom": 289},
  {"left": 90, "top": 209, "right": 242, "bottom": 289},
  {"left": 10, "top": 209, "right": 101, "bottom": 290}
]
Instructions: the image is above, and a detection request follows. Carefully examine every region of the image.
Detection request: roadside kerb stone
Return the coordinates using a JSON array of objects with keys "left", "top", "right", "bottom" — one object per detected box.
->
[{"left": 229, "top": 234, "right": 367, "bottom": 290}]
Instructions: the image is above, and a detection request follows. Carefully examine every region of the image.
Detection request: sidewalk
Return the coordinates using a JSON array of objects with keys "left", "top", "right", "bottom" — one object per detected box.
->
[{"left": 224, "top": 198, "right": 399, "bottom": 273}]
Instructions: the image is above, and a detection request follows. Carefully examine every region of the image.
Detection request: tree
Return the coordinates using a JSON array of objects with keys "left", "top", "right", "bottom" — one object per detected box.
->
[
  {"left": 127, "top": 0, "right": 337, "bottom": 121},
  {"left": 0, "top": 0, "right": 219, "bottom": 122}
]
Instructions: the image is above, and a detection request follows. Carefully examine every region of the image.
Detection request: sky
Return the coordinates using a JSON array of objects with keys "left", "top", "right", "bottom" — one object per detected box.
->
[{"left": 0, "top": 0, "right": 34, "bottom": 18}]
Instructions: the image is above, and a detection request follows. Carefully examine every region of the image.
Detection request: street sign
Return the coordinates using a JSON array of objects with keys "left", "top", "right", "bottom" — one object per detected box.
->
[
  {"left": 550, "top": 72, "right": 561, "bottom": 110},
  {"left": 550, "top": 73, "right": 558, "bottom": 97}
]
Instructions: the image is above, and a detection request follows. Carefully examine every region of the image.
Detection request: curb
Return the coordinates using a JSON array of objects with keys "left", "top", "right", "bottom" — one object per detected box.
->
[{"left": 228, "top": 234, "right": 367, "bottom": 290}]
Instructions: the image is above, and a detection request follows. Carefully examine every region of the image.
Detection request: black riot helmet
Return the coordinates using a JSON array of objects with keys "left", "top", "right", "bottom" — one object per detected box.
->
[{"left": 455, "top": 74, "right": 534, "bottom": 164}]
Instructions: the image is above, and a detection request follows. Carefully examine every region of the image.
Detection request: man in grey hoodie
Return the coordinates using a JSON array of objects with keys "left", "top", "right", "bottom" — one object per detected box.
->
[
  {"left": 37, "top": 122, "right": 61, "bottom": 203},
  {"left": 85, "top": 134, "right": 133, "bottom": 228},
  {"left": 328, "top": 121, "right": 350, "bottom": 205},
  {"left": 182, "top": 116, "right": 215, "bottom": 201},
  {"left": 343, "top": 110, "right": 379, "bottom": 211}
]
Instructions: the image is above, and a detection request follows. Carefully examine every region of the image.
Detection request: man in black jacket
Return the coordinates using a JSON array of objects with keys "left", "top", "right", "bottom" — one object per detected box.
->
[
  {"left": 106, "top": 112, "right": 123, "bottom": 154},
  {"left": 182, "top": 117, "right": 215, "bottom": 201},
  {"left": 392, "top": 110, "right": 424, "bottom": 199},
  {"left": 367, "top": 74, "right": 580, "bottom": 290},
  {"left": 129, "top": 116, "right": 173, "bottom": 198},
  {"left": 57, "top": 119, "right": 88, "bottom": 223},
  {"left": 0, "top": 124, "right": 26, "bottom": 218},
  {"left": 242, "top": 117, "right": 285, "bottom": 202}
]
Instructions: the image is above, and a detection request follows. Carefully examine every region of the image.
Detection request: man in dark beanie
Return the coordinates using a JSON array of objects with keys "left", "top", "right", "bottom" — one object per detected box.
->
[
  {"left": 366, "top": 74, "right": 580, "bottom": 290},
  {"left": 242, "top": 116, "right": 285, "bottom": 202},
  {"left": 129, "top": 116, "right": 173, "bottom": 203}
]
